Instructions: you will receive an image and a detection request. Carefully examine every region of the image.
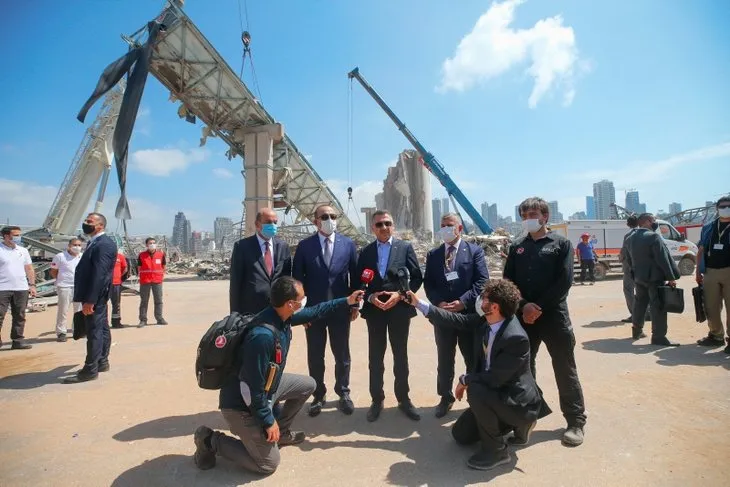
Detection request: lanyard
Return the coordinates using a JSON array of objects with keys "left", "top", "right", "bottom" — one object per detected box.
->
[{"left": 708, "top": 220, "right": 730, "bottom": 257}]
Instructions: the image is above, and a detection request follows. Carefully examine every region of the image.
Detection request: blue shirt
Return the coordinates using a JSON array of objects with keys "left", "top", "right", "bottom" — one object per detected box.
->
[
  {"left": 576, "top": 241, "right": 594, "bottom": 260},
  {"left": 376, "top": 237, "right": 393, "bottom": 278}
]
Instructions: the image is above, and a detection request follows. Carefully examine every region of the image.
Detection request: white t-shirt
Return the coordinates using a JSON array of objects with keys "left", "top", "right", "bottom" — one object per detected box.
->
[
  {"left": 51, "top": 250, "right": 81, "bottom": 288},
  {"left": 0, "top": 243, "right": 32, "bottom": 291}
]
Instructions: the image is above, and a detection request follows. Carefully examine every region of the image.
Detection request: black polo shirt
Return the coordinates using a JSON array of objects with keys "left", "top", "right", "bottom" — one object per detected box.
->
[
  {"left": 706, "top": 221, "right": 730, "bottom": 269},
  {"left": 503, "top": 232, "right": 574, "bottom": 317}
]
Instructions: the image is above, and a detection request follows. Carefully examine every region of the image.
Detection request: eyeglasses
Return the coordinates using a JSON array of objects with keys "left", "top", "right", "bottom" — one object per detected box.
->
[
  {"left": 375, "top": 221, "right": 393, "bottom": 228},
  {"left": 319, "top": 214, "right": 338, "bottom": 221}
]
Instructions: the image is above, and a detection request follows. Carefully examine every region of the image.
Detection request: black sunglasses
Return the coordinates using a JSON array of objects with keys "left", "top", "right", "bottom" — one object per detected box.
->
[
  {"left": 319, "top": 213, "right": 338, "bottom": 221},
  {"left": 375, "top": 221, "right": 393, "bottom": 228}
]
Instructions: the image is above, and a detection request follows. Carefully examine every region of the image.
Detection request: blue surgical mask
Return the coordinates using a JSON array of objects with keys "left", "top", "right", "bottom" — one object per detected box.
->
[
  {"left": 12, "top": 236, "right": 22, "bottom": 246},
  {"left": 261, "top": 223, "right": 278, "bottom": 239}
]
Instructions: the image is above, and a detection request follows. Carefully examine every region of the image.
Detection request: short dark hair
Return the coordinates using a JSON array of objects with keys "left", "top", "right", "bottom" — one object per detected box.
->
[
  {"left": 626, "top": 215, "right": 639, "bottom": 228},
  {"left": 518, "top": 197, "right": 549, "bottom": 219},
  {"left": 88, "top": 212, "right": 107, "bottom": 228},
  {"left": 482, "top": 279, "right": 522, "bottom": 317},
  {"left": 716, "top": 195, "right": 730, "bottom": 208},
  {"left": 145, "top": 237, "right": 156, "bottom": 245},
  {"left": 637, "top": 212, "right": 654, "bottom": 225},
  {"left": 270, "top": 276, "right": 302, "bottom": 307},
  {"left": 371, "top": 210, "right": 392, "bottom": 222},
  {"left": 1, "top": 226, "right": 21, "bottom": 237}
]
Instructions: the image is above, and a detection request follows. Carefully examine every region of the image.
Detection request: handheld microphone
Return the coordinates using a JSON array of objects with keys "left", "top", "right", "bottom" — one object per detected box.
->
[
  {"left": 354, "top": 269, "right": 375, "bottom": 308},
  {"left": 396, "top": 267, "right": 411, "bottom": 303}
]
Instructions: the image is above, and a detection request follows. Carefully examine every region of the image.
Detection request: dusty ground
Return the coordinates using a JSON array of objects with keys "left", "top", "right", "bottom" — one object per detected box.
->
[{"left": 1, "top": 275, "right": 728, "bottom": 487}]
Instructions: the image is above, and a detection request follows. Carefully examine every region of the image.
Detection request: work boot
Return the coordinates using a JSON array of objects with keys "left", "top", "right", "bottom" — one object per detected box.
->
[
  {"left": 562, "top": 426, "right": 585, "bottom": 447},
  {"left": 434, "top": 397, "right": 454, "bottom": 418},
  {"left": 696, "top": 335, "right": 724, "bottom": 347},
  {"left": 11, "top": 340, "right": 32, "bottom": 350},
  {"left": 278, "top": 430, "right": 306, "bottom": 447},
  {"left": 193, "top": 426, "right": 216, "bottom": 470}
]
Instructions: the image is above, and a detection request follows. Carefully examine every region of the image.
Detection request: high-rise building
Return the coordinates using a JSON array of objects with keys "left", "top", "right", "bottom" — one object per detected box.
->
[
  {"left": 183, "top": 219, "right": 192, "bottom": 253},
  {"left": 214, "top": 217, "right": 234, "bottom": 247},
  {"left": 586, "top": 196, "right": 596, "bottom": 219},
  {"left": 570, "top": 211, "right": 587, "bottom": 220},
  {"left": 593, "top": 180, "right": 616, "bottom": 219},
  {"left": 547, "top": 201, "right": 560, "bottom": 223},
  {"left": 668, "top": 202, "right": 682, "bottom": 215},
  {"left": 190, "top": 231, "right": 203, "bottom": 254},
  {"left": 432, "top": 198, "right": 442, "bottom": 233},
  {"left": 625, "top": 190, "right": 647, "bottom": 215},
  {"left": 172, "top": 212, "right": 187, "bottom": 249},
  {"left": 514, "top": 205, "right": 521, "bottom": 222},
  {"left": 481, "top": 202, "right": 499, "bottom": 230},
  {"left": 441, "top": 197, "right": 450, "bottom": 214}
]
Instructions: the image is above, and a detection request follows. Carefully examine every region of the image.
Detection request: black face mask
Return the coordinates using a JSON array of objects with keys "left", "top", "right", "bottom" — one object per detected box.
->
[
  {"left": 650, "top": 222, "right": 659, "bottom": 231},
  {"left": 82, "top": 223, "right": 96, "bottom": 235}
]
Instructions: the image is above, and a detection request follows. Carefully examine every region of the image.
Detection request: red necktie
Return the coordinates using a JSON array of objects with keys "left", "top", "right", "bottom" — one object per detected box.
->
[{"left": 264, "top": 241, "right": 273, "bottom": 276}]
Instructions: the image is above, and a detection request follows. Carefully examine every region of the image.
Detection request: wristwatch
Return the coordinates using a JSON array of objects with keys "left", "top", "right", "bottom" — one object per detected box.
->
[{"left": 458, "top": 374, "right": 468, "bottom": 386}]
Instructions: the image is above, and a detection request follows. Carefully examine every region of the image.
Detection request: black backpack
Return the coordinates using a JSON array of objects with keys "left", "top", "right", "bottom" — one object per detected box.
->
[{"left": 195, "top": 312, "right": 280, "bottom": 390}]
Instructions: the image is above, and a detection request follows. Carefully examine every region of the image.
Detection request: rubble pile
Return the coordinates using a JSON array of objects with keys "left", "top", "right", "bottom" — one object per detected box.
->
[{"left": 167, "top": 257, "right": 231, "bottom": 280}]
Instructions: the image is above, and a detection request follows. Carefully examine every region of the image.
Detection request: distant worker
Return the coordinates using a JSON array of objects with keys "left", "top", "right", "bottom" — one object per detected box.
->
[
  {"left": 356, "top": 210, "right": 423, "bottom": 422},
  {"left": 111, "top": 249, "right": 129, "bottom": 329},
  {"left": 503, "top": 197, "right": 587, "bottom": 447},
  {"left": 137, "top": 237, "right": 168, "bottom": 327},
  {"left": 619, "top": 215, "right": 640, "bottom": 322},
  {"left": 64, "top": 213, "right": 117, "bottom": 383},
  {"left": 50, "top": 237, "right": 83, "bottom": 342},
  {"left": 424, "top": 212, "right": 488, "bottom": 418},
  {"left": 293, "top": 204, "right": 359, "bottom": 417},
  {"left": 624, "top": 213, "right": 681, "bottom": 346},
  {"left": 695, "top": 195, "right": 730, "bottom": 353},
  {"left": 575, "top": 233, "right": 596, "bottom": 285},
  {"left": 230, "top": 208, "right": 292, "bottom": 315},
  {"left": 0, "top": 226, "right": 35, "bottom": 350}
]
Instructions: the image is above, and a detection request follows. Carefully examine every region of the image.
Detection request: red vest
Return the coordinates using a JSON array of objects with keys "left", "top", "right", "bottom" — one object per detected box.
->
[
  {"left": 138, "top": 251, "right": 165, "bottom": 285},
  {"left": 112, "top": 254, "right": 127, "bottom": 285}
]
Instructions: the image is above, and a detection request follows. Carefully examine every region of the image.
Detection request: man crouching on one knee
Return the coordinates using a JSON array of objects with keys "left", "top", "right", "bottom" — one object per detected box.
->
[{"left": 406, "top": 279, "right": 551, "bottom": 471}]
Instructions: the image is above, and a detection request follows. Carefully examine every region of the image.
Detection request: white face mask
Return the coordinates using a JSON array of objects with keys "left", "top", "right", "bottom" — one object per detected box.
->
[
  {"left": 291, "top": 296, "right": 307, "bottom": 313},
  {"left": 475, "top": 295, "right": 485, "bottom": 317},
  {"left": 320, "top": 218, "right": 337, "bottom": 235},
  {"left": 719, "top": 208, "right": 730, "bottom": 218},
  {"left": 147, "top": 244, "right": 157, "bottom": 251},
  {"left": 70, "top": 246, "right": 82, "bottom": 254},
  {"left": 522, "top": 218, "right": 542, "bottom": 233},
  {"left": 439, "top": 225, "right": 457, "bottom": 243}
]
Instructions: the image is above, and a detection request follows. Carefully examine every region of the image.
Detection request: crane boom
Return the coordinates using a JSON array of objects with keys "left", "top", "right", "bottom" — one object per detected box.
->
[{"left": 347, "top": 67, "right": 493, "bottom": 234}]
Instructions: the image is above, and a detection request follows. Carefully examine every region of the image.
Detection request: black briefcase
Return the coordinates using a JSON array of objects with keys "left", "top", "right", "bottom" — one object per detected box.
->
[
  {"left": 72, "top": 311, "right": 87, "bottom": 340},
  {"left": 692, "top": 285, "right": 707, "bottom": 323},
  {"left": 658, "top": 286, "right": 685, "bottom": 314}
]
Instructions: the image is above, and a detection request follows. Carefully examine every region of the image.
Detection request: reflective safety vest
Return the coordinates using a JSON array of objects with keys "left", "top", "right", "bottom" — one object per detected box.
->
[{"left": 138, "top": 251, "right": 165, "bottom": 285}]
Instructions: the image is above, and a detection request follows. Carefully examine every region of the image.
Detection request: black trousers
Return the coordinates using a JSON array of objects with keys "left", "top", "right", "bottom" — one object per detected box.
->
[
  {"left": 579, "top": 260, "right": 595, "bottom": 283},
  {"left": 434, "top": 325, "right": 474, "bottom": 400},
  {"left": 632, "top": 281, "right": 667, "bottom": 339},
  {"left": 110, "top": 284, "right": 122, "bottom": 325},
  {"left": 84, "top": 301, "right": 111, "bottom": 373},
  {"left": 366, "top": 315, "right": 411, "bottom": 403},
  {"left": 523, "top": 312, "right": 586, "bottom": 427},
  {"left": 305, "top": 310, "right": 351, "bottom": 400}
]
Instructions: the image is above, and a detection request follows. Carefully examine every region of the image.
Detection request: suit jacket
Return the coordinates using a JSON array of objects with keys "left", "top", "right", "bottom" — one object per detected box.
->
[
  {"left": 424, "top": 240, "right": 488, "bottom": 312},
  {"left": 356, "top": 238, "right": 423, "bottom": 320},
  {"left": 425, "top": 308, "right": 546, "bottom": 422},
  {"left": 73, "top": 234, "right": 117, "bottom": 305},
  {"left": 229, "top": 235, "right": 292, "bottom": 315},
  {"left": 626, "top": 228, "right": 680, "bottom": 285},
  {"left": 293, "top": 232, "right": 358, "bottom": 306}
]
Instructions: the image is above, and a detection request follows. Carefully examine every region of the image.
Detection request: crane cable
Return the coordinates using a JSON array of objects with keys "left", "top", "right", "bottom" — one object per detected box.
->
[
  {"left": 345, "top": 79, "right": 363, "bottom": 229},
  {"left": 237, "top": 0, "right": 263, "bottom": 101}
]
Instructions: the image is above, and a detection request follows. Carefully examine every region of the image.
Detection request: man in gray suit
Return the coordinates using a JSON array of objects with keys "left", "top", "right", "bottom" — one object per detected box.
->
[
  {"left": 625, "top": 213, "right": 681, "bottom": 346},
  {"left": 619, "top": 215, "right": 640, "bottom": 323}
]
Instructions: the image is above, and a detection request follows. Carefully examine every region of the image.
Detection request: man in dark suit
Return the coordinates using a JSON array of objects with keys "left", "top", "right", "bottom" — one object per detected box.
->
[
  {"left": 424, "top": 212, "right": 488, "bottom": 418},
  {"left": 407, "top": 279, "right": 550, "bottom": 471},
  {"left": 356, "top": 210, "right": 423, "bottom": 422},
  {"left": 230, "top": 208, "right": 292, "bottom": 315},
  {"left": 625, "top": 213, "right": 681, "bottom": 346},
  {"left": 64, "top": 213, "right": 118, "bottom": 384},
  {"left": 293, "top": 204, "right": 359, "bottom": 416}
]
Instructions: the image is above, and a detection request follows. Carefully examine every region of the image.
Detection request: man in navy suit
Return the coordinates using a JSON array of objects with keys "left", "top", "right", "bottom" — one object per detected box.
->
[
  {"left": 230, "top": 208, "right": 292, "bottom": 315},
  {"left": 356, "top": 210, "right": 423, "bottom": 422},
  {"left": 64, "top": 213, "right": 118, "bottom": 384},
  {"left": 424, "top": 213, "right": 488, "bottom": 418},
  {"left": 293, "top": 204, "right": 359, "bottom": 417}
]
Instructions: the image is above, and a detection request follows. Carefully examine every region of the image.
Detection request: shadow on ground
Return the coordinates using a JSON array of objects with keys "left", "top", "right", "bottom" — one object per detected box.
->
[
  {"left": 583, "top": 321, "right": 627, "bottom": 329},
  {"left": 110, "top": 454, "right": 258, "bottom": 487},
  {"left": 113, "top": 411, "right": 226, "bottom": 441},
  {"left": 0, "top": 365, "right": 77, "bottom": 389},
  {"left": 582, "top": 338, "right": 729, "bottom": 369}
]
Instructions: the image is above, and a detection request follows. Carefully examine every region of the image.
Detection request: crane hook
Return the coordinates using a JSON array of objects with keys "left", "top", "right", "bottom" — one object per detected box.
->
[{"left": 347, "top": 186, "right": 353, "bottom": 200}]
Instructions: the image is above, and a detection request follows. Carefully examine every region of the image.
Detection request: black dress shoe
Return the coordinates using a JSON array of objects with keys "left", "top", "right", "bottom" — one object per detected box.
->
[
  {"left": 308, "top": 396, "right": 326, "bottom": 417},
  {"left": 63, "top": 369, "right": 99, "bottom": 384},
  {"left": 434, "top": 397, "right": 454, "bottom": 418},
  {"left": 467, "top": 447, "right": 511, "bottom": 471},
  {"left": 366, "top": 401, "right": 383, "bottom": 422},
  {"left": 339, "top": 394, "right": 355, "bottom": 415},
  {"left": 621, "top": 316, "right": 633, "bottom": 323},
  {"left": 111, "top": 324, "right": 126, "bottom": 329},
  {"left": 11, "top": 341, "right": 32, "bottom": 350},
  {"left": 632, "top": 329, "right": 647, "bottom": 340},
  {"left": 398, "top": 401, "right": 420, "bottom": 421},
  {"left": 98, "top": 361, "right": 110, "bottom": 373},
  {"left": 651, "top": 337, "right": 680, "bottom": 347},
  {"left": 697, "top": 335, "right": 724, "bottom": 347},
  {"left": 508, "top": 420, "right": 537, "bottom": 446}
]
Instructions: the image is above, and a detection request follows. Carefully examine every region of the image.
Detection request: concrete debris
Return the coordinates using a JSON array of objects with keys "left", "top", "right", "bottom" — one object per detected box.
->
[{"left": 166, "top": 258, "right": 230, "bottom": 280}]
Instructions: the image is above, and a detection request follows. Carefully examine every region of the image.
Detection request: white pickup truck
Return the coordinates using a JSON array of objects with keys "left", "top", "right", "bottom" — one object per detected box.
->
[{"left": 550, "top": 219, "right": 698, "bottom": 280}]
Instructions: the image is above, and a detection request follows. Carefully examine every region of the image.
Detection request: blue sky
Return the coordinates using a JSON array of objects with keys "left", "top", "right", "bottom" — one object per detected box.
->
[{"left": 1, "top": 0, "right": 728, "bottom": 235}]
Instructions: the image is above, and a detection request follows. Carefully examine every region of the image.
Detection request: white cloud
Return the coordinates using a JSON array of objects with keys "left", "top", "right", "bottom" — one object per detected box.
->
[
  {"left": 212, "top": 167, "right": 235, "bottom": 179},
  {"left": 130, "top": 147, "right": 209, "bottom": 177},
  {"left": 0, "top": 178, "right": 57, "bottom": 226},
  {"left": 438, "top": 0, "right": 582, "bottom": 108}
]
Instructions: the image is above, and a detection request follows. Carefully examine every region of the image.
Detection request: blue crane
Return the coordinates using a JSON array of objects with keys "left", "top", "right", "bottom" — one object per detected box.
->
[{"left": 348, "top": 67, "right": 493, "bottom": 235}]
